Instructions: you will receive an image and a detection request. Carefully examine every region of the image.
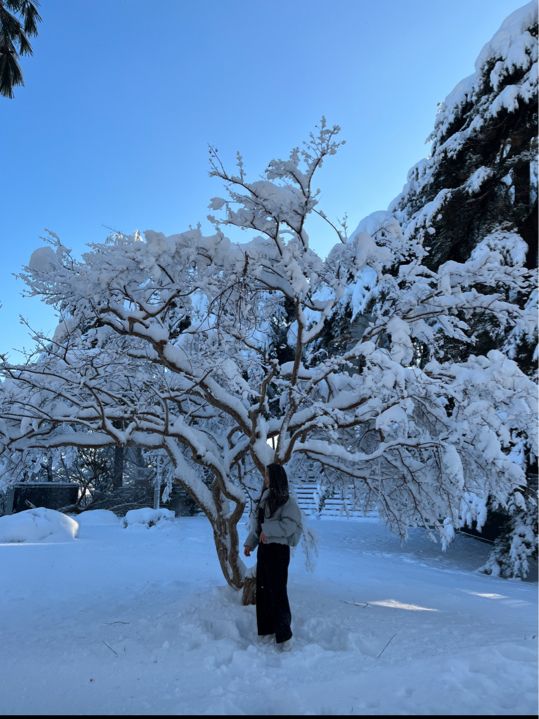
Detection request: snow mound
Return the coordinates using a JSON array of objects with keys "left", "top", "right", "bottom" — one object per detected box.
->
[
  {"left": 28, "top": 246, "right": 58, "bottom": 273},
  {"left": 122, "top": 507, "right": 176, "bottom": 528},
  {"left": 350, "top": 210, "right": 402, "bottom": 243},
  {"left": 76, "top": 509, "right": 120, "bottom": 526},
  {"left": 0, "top": 508, "right": 79, "bottom": 543}
]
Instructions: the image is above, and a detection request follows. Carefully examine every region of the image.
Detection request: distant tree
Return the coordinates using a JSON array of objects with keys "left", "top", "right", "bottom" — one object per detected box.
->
[{"left": 0, "top": 0, "right": 41, "bottom": 98}]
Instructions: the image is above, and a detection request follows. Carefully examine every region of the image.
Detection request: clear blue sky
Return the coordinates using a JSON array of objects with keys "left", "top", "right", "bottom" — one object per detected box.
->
[{"left": 0, "top": 0, "right": 527, "bottom": 359}]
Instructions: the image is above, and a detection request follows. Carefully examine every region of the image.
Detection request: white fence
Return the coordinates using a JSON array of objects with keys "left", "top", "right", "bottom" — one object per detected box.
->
[
  {"left": 292, "top": 480, "right": 376, "bottom": 518},
  {"left": 241, "top": 480, "right": 376, "bottom": 519}
]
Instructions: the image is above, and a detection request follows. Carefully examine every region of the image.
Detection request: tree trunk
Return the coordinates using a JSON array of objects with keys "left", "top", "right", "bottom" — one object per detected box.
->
[
  {"left": 208, "top": 497, "right": 249, "bottom": 596},
  {"left": 166, "top": 457, "right": 251, "bottom": 598},
  {"left": 113, "top": 446, "right": 124, "bottom": 490},
  {"left": 153, "top": 476, "right": 161, "bottom": 510},
  {"left": 46, "top": 454, "right": 53, "bottom": 482},
  {"left": 212, "top": 523, "right": 244, "bottom": 590}
]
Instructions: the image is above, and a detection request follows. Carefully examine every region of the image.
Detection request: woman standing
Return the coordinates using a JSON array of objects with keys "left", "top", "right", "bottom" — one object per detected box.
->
[{"left": 243, "top": 463, "right": 303, "bottom": 648}]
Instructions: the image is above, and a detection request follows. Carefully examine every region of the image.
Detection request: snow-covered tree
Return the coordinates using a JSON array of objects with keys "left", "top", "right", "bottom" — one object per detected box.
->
[
  {"left": 322, "top": 208, "right": 537, "bottom": 576},
  {"left": 380, "top": 1, "right": 538, "bottom": 577},
  {"left": 0, "top": 119, "right": 536, "bottom": 590},
  {"left": 390, "top": 1, "right": 537, "bottom": 274},
  {"left": 479, "top": 482, "right": 538, "bottom": 579}
]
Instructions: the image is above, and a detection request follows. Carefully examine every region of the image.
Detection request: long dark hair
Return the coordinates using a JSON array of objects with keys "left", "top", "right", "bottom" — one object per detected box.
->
[{"left": 266, "top": 463, "right": 289, "bottom": 517}]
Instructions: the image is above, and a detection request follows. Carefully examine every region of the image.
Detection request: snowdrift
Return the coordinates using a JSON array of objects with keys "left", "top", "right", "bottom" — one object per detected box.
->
[{"left": 0, "top": 507, "right": 79, "bottom": 543}]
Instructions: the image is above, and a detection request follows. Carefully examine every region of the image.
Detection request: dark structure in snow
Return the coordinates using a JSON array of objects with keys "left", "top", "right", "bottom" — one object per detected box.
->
[{"left": 0, "top": 482, "right": 79, "bottom": 515}]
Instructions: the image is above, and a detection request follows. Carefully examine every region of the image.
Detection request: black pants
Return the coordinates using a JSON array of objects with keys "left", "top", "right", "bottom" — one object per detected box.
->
[{"left": 256, "top": 542, "right": 292, "bottom": 643}]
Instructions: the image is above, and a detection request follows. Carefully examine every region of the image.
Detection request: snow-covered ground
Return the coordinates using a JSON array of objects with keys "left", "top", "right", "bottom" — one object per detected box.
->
[{"left": 0, "top": 509, "right": 536, "bottom": 716}]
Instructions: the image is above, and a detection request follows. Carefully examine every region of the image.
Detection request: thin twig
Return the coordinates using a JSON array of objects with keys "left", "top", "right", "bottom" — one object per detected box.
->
[
  {"left": 102, "top": 641, "right": 119, "bottom": 656},
  {"left": 376, "top": 632, "right": 397, "bottom": 659},
  {"left": 342, "top": 600, "right": 369, "bottom": 608}
]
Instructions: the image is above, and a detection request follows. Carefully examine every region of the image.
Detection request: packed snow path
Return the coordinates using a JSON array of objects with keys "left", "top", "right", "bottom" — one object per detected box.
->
[{"left": 0, "top": 513, "right": 536, "bottom": 715}]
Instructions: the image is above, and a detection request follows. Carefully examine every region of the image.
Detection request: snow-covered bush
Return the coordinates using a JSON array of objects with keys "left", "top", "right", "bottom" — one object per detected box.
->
[
  {"left": 76, "top": 509, "right": 120, "bottom": 526},
  {"left": 0, "top": 507, "right": 79, "bottom": 543},
  {"left": 122, "top": 508, "right": 175, "bottom": 529}
]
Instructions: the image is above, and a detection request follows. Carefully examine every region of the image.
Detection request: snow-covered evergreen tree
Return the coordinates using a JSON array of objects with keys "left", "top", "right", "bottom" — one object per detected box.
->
[
  {"left": 390, "top": 1, "right": 537, "bottom": 272},
  {"left": 335, "top": 1, "right": 538, "bottom": 577}
]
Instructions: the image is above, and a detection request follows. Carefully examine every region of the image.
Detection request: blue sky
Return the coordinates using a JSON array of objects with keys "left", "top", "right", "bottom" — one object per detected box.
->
[{"left": 0, "top": 0, "right": 527, "bottom": 359}]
